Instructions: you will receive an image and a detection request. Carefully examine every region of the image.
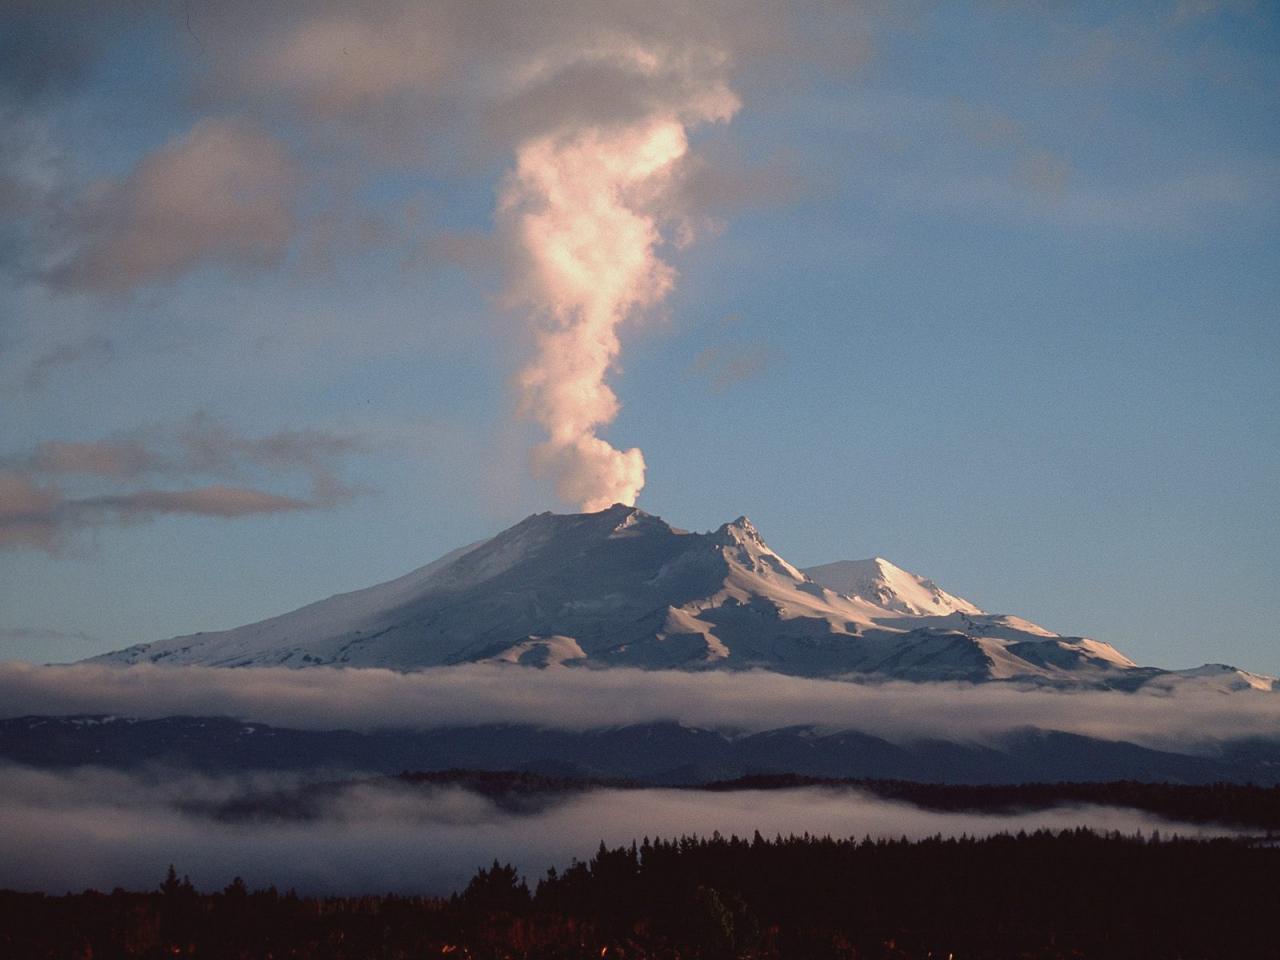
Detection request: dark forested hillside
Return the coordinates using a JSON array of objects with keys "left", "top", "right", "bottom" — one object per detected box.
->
[
  {"left": 3, "top": 830, "right": 1277, "bottom": 959},
  {"left": 6, "top": 716, "right": 1280, "bottom": 784}
]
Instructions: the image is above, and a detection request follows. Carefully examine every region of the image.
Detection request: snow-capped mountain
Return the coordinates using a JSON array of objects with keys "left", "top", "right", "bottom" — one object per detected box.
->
[
  {"left": 92, "top": 505, "right": 1273, "bottom": 689},
  {"left": 804, "top": 558, "right": 982, "bottom": 617}
]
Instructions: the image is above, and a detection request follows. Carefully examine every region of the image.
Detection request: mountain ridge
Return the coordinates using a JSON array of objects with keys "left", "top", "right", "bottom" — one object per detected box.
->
[
  {"left": 5, "top": 714, "right": 1280, "bottom": 785},
  {"left": 91, "top": 505, "right": 1275, "bottom": 690}
]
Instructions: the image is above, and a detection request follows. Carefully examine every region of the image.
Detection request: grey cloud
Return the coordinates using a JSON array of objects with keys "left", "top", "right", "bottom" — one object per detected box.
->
[
  {"left": 1016, "top": 149, "right": 1072, "bottom": 200},
  {"left": 692, "top": 342, "right": 780, "bottom": 392},
  {"left": 671, "top": 147, "right": 812, "bottom": 219},
  {"left": 0, "top": 627, "right": 96, "bottom": 645},
  {"left": 0, "top": 416, "right": 365, "bottom": 552},
  {"left": 849, "top": 78, "right": 1271, "bottom": 236},
  {"left": 1, "top": 663, "right": 1277, "bottom": 751},
  {"left": 225, "top": 4, "right": 459, "bottom": 117},
  {"left": 0, "top": 111, "right": 74, "bottom": 280},
  {"left": 0, "top": 763, "right": 1243, "bottom": 895},
  {"left": 949, "top": 99, "right": 1072, "bottom": 203},
  {"left": 0, "top": 475, "right": 321, "bottom": 552},
  {"left": 1172, "top": 0, "right": 1258, "bottom": 22},
  {"left": 486, "top": 45, "right": 735, "bottom": 145},
  {"left": 0, "top": 470, "right": 59, "bottom": 551},
  {"left": 9, "top": 414, "right": 365, "bottom": 483},
  {"left": 174, "top": 413, "right": 364, "bottom": 478},
  {"left": 1049, "top": 165, "right": 1262, "bottom": 232},
  {"left": 949, "top": 99, "right": 1025, "bottom": 151},
  {"left": 76, "top": 485, "right": 314, "bottom": 519},
  {"left": 10, "top": 2, "right": 873, "bottom": 290},
  {"left": 0, "top": 4, "right": 101, "bottom": 105},
  {"left": 22, "top": 336, "right": 114, "bottom": 390},
  {"left": 0, "top": 31, "right": 92, "bottom": 106},
  {"left": 192, "top": 1, "right": 837, "bottom": 165},
  {"left": 1034, "top": 11, "right": 1265, "bottom": 92},
  {"left": 213, "top": 2, "right": 778, "bottom": 113},
  {"left": 412, "top": 229, "right": 501, "bottom": 273},
  {"left": 49, "top": 118, "right": 297, "bottom": 292},
  {"left": 886, "top": 160, "right": 1270, "bottom": 236},
  {"left": 28, "top": 439, "right": 156, "bottom": 479},
  {"left": 294, "top": 204, "right": 397, "bottom": 278},
  {"left": 855, "top": 92, "right": 1269, "bottom": 237},
  {"left": 690, "top": 316, "right": 782, "bottom": 392}
]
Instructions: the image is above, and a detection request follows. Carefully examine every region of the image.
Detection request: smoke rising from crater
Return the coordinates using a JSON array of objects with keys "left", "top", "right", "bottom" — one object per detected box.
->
[{"left": 500, "top": 47, "right": 739, "bottom": 510}]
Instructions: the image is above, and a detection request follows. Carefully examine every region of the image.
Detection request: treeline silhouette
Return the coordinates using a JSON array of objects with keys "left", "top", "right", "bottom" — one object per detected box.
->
[{"left": 2, "top": 830, "right": 1277, "bottom": 959}]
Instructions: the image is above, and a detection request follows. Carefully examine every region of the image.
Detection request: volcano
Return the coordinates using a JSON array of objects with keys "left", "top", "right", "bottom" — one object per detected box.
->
[{"left": 91, "top": 503, "right": 1269, "bottom": 690}]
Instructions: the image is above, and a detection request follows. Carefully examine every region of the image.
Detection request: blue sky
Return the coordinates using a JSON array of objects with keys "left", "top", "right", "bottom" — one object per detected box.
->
[{"left": 1, "top": 1, "right": 1277, "bottom": 673}]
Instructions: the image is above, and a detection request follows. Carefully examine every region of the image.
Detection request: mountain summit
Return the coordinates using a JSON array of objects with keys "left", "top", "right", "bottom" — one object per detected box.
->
[{"left": 93, "top": 505, "right": 1270, "bottom": 689}]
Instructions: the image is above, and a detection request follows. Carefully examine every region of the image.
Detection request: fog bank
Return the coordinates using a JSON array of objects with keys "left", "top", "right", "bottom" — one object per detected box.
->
[
  {"left": 2, "top": 662, "right": 1278, "bottom": 751},
  {"left": 0, "top": 764, "right": 1242, "bottom": 896}
]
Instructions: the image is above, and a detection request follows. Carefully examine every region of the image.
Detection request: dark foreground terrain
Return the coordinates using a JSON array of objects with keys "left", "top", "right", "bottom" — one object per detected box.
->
[
  {"left": 6, "top": 715, "right": 1280, "bottom": 784},
  {"left": 4, "top": 830, "right": 1277, "bottom": 959}
]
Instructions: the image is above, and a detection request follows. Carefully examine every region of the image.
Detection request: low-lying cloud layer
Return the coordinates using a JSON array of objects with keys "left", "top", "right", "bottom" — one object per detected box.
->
[
  {"left": 2, "top": 662, "right": 1277, "bottom": 751},
  {"left": 0, "top": 763, "right": 1241, "bottom": 895}
]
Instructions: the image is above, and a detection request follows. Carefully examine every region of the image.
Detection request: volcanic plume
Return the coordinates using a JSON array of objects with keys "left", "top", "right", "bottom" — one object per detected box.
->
[{"left": 500, "top": 45, "right": 738, "bottom": 510}]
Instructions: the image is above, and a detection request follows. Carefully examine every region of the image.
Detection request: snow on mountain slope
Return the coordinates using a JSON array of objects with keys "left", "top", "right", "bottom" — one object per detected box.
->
[
  {"left": 1141, "top": 663, "right": 1279, "bottom": 694},
  {"left": 803, "top": 558, "right": 983, "bottom": 616},
  {"left": 90, "top": 505, "right": 1257, "bottom": 688}
]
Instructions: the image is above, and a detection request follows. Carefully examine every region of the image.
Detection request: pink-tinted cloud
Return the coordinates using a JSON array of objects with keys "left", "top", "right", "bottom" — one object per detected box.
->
[
  {"left": 237, "top": 9, "right": 454, "bottom": 116},
  {"left": 0, "top": 470, "right": 59, "bottom": 551},
  {"left": 0, "top": 417, "right": 364, "bottom": 553},
  {"left": 0, "top": 476, "right": 319, "bottom": 553},
  {"left": 692, "top": 342, "right": 779, "bottom": 392},
  {"left": 51, "top": 118, "right": 296, "bottom": 291},
  {"left": 174, "top": 414, "right": 363, "bottom": 477},
  {"left": 174, "top": 3, "right": 822, "bottom": 510},
  {"left": 80, "top": 485, "right": 313, "bottom": 519},
  {"left": 29, "top": 440, "right": 156, "bottom": 479}
]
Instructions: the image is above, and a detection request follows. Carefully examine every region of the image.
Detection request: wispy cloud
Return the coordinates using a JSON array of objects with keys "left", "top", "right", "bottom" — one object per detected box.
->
[
  {"left": 75, "top": 486, "right": 315, "bottom": 519},
  {"left": 949, "top": 99, "right": 1072, "bottom": 203},
  {"left": 0, "top": 415, "right": 365, "bottom": 552},
  {"left": 689, "top": 316, "right": 782, "bottom": 393},
  {"left": 26, "top": 438, "right": 155, "bottom": 479},
  {"left": 47, "top": 119, "right": 297, "bottom": 292},
  {"left": 1172, "top": 0, "right": 1258, "bottom": 23},
  {"left": 692, "top": 342, "right": 780, "bottom": 392},
  {"left": 0, "top": 474, "right": 323, "bottom": 552},
  {"left": 21, "top": 335, "right": 114, "bottom": 390},
  {"left": 836, "top": 89, "right": 1274, "bottom": 238},
  {"left": 5, "top": 2, "right": 817, "bottom": 296},
  {"left": 0, "top": 626, "right": 96, "bottom": 646}
]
